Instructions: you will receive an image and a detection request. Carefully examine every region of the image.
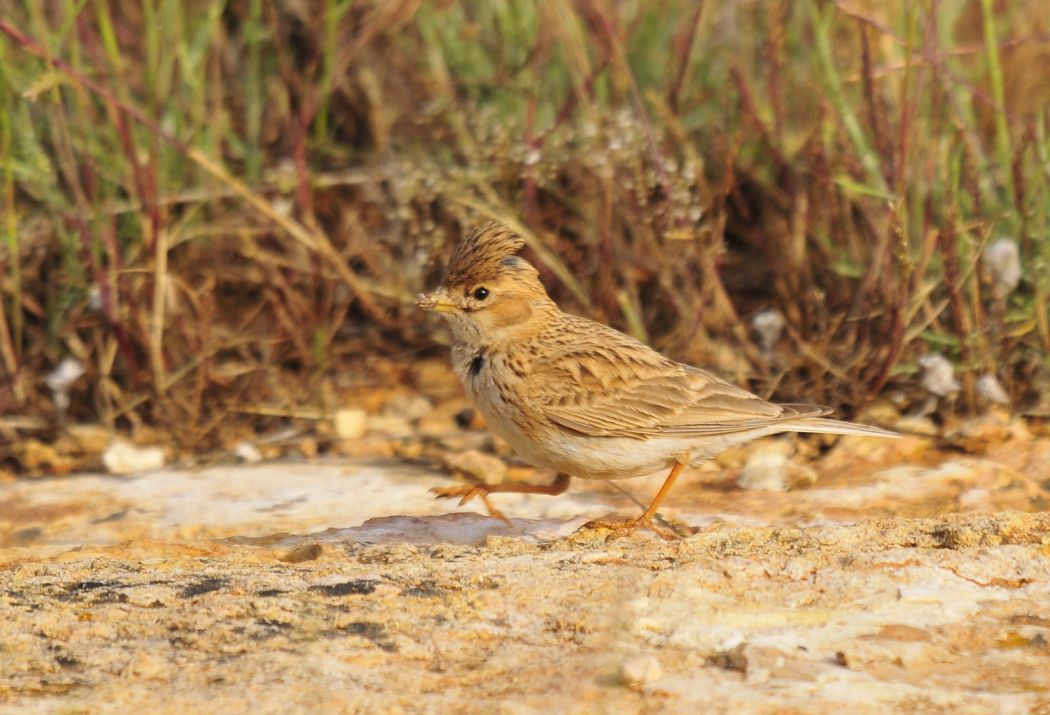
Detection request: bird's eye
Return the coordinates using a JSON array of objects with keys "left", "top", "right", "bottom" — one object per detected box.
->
[{"left": 473, "top": 287, "right": 490, "bottom": 301}]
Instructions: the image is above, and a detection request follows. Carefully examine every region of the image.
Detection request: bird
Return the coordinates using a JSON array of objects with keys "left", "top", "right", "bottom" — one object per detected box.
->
[{"left": 417, "top": 221, "right": 897, "bottom": 534}]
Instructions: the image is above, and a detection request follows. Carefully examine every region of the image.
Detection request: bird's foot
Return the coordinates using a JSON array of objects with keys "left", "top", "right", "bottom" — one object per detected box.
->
[
  {"left": 580, "top": 514, "right": 693, "bottom": 540},
  {"left": 430, "top": 484, "right": 511, "bottom": 524}
]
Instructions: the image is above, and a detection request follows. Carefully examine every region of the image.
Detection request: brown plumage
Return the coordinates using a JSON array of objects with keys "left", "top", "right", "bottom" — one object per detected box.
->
[
  {"left": 418, "top": 222, "right": 897, "bottom": 534},
  {"left": 442, "top": 221, "right": 526, "bottom": 288}
]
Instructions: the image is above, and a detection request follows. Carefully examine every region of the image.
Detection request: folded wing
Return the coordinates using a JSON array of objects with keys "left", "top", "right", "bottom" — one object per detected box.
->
[{"left": 524, "top": 318, "right": 828, "bottom": 440}]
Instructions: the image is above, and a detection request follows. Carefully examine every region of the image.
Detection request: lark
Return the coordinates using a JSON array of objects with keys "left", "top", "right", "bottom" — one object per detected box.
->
[{"left": 418, "top": 222, "right": 897, "bottom": 533}]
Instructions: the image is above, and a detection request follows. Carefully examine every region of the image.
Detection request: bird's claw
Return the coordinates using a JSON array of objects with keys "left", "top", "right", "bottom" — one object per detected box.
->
[
  {"left": 580, "top": 514, "right": 692, "bottom": 541},
  {"left": 430, "top": 484, "right": 511, "bottom": 524}
]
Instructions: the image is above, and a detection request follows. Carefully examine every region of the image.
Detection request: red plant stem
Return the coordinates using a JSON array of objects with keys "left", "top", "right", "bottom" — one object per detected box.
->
[
  {"left": 551, "top": 57, "right": 608, "bottom": 130},
  {"left": 940, "top": 215, "right": 975, "bottom": 408},
  {"left": 68, "top": 213, "right": 141, "bottom": 377},
  {"left": 730, "top": 65, "right": 791, "bottom": 179},
  {"left": 667, "top": 1, "right": 704, "bottom": 113},
  {"left": 1, "top": 19, "right": 186, "bottom": 170}
]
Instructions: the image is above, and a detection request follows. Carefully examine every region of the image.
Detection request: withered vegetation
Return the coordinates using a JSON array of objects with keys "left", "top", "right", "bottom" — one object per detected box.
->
[{"left": 0, "top": 1, "right": 1048, "bottom": 459}]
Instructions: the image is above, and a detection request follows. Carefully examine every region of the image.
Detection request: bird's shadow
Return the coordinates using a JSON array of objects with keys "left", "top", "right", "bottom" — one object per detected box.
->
[{"left": 222, "top": 512, "right": 595, "bottom": 549}]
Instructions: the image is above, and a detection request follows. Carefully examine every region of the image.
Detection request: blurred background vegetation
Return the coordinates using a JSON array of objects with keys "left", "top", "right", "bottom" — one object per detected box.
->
[{"left": 1, "top": 0, "right": 1048, "bottom": 455}]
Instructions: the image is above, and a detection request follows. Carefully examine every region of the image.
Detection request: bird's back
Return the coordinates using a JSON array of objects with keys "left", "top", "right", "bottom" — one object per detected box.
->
[{"left": 512, "top": 311, "right": 814, "bottom": 440}]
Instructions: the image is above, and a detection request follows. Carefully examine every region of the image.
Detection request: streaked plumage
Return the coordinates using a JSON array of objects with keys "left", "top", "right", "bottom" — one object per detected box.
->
[{"left": 418, "top": 221, "right": 896, "bottom": 530}]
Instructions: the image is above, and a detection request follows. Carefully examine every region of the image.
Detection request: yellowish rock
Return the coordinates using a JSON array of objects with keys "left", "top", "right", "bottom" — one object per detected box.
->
[
  {"left": 382, "top": 394, "right": 433, "bottom": 422},
  {"left": 620, "top": 654, "right": 663, "bottom": 689},
  {"left": 893, "top": 415, "right": 940, "bottom": 436},
  {"left": 736, "top": 440, "right": 815, "bottom": 491},
  {"left": 333, "top": 408, "right": 368, "bottom": 440},
  {"left": 102, "top": 440, "right": 165, "bottom": 475},
  {"left": 19, "top": 439, "right": 77, "bottom": 476},
  {"left": 394, "top": 440, "right": 424, "bottom": 460},
  {"left": 442, "top": 449, "right": 507, "bottom": 485},
  {"left": 65, "top": 423, "right": 112, "bottom": 453},
  {"left": 366, "top": 414, "right": 414, "bottom": 437},
  {"left": 297, "top": 438, "right": 319, "bottom": 458},
  {"left": 414, "top": 359, "right": 459, "bottom": 396},
  {"left": 232, "top": 441, "right": 263, "bottom": 463},
  {"left": 945, "top": 411, "right": 1030, "bottom": 454},
  {"left": 332, "top": 437, "right": 396, "bottom": 459}
]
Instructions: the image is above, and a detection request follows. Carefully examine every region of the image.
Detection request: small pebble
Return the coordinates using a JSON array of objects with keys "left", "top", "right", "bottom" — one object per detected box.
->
[
  {"left": 737, "top": 441, "right": 814, "bottom": 491},
  {"left": 976, "top": 373, "right": 1010, "bottom": 405},
  {"left": 382, "top": 394, "right": 433, "bottom": 421},
  {"left": 102, "top": 440, "right": 165, "bottom": 475},
  {"left": 983, "top": 238, "right": 1022, "bottom": 296},
  {"left": 751, "top": 308, "right": 785, "bottom": 353},
  {"left": 918, "top": 353, "right": 960, "bottom": 397},
  {"left": 46, "top": 357, "right": 86, "bottom": 413},
  {"left": 737, "top": 451, "right": 789, "bottom": 491},
  {"left": 46, "top": 357, "right": 86, "bottom": 393},
  {"left": 333, "top": 408, "right": 367, "bottom": 440},
  {"left": 233, "top": 441, "right": 263, "bottom": 463},
  {"left": 957, "top": 488, "right": 991, "bottom": 509},
  {"left": 620, "top": 655, "right": 662, "bottom": 688},
  {"left": 722, "top": 643, "right": 786, "bottom": 684},
  {"left": 443, "top": 449, "right": 506, "bottom": 485}
]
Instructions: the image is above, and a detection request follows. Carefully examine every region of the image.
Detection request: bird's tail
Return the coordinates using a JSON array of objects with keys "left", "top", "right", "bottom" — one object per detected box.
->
[{"left": 784, "top": 417, "right": 899, "bottom": 438}]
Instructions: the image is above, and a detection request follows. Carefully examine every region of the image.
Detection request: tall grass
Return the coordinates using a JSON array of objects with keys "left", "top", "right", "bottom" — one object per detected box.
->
[{"left": 0, "top": 0, "right": 1047, "bottom": 449}]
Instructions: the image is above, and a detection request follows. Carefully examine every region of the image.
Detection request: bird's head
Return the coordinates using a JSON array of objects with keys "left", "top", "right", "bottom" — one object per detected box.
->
[{"left": 417, "top": 221, "right": 554, "bottom": 345}]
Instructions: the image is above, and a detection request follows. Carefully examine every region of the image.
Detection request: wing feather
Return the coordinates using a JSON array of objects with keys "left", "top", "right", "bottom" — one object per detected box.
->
[{"left": 523, "top": 316, "right": 827, "bottom": 439}]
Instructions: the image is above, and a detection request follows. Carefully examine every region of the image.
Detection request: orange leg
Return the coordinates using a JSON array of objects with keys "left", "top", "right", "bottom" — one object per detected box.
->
[
  {"left": 431, "top": 473, "right": 571, "bottom": 522},
  {"left": 585, "top": 462, "right": 687, "bottom": 539}
]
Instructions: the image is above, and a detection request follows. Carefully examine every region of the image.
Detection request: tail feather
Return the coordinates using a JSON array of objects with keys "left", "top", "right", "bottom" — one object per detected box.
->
[{"left": 784, "top": 417, "right": 899, "bottom": 438}]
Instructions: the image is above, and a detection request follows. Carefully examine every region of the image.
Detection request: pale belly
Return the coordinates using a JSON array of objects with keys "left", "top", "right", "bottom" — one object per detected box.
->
[
  {"left": 456, "top": 349, "right": 783, "bottom": 480},
  {"left": 454, "top": 360, "right": 647, "bottom": 478},
  {"left": 472, "top": 388, "right": 769, "bottom": 480},
  {"left": 505, "top": 428, "right": 684, "bottom": 480},
  {"left": 494, "top": 426, "right": 774, "bottom": 480}
]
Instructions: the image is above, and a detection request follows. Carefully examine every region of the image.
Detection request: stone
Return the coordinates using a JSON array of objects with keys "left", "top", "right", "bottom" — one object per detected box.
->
[
  {"left": 892, "top": 415, "right": 939, "bottom": 436},
  {"left": 18, "top": 439, "right": 77, "bottom": 476},
  {"left": 333, "top": 408, "right": 367, "bottom": 440},
  {"left": 619, "top": 654, "right": 663, "bottom": 689},
  {"left": 751, "top": 308, "right": 784, "bottom": 353},
  {"left": 957, "top": 487, "right": 991, "bottom": 510},
  {"left": 944, "top": 411, "right": 1029, "bottom": 454},
  {"left": 232, "top": 441, "right": 262, "bottom": 463},
  {"left": 331, "top": 437, "right": 396, "bottom": 459},
  {"left": 365, "top": 414, "right": 414, "bottom": 437},
  {"left": 64, "top": 423, "right": 112, "bottom": 453},
  {"left": 414, "top": 359, "right": 459, "bottom": 396},
  {"left": 721, "top": 643, "right": 785, "bottom": 683},
  {"left": 983, "top": 238, "right": 1022, "bottom": 295},
  {"left": 976, "top": 373, "right": 1011, "bottom": 405},
  {"left": 382, "top": 394, "right": 433, "bottom": 422},
  {"left": 296, "top": 437, "right": 318, "bottom": 458},
  {"left": 736, "top": 440, "right": 816, "bottom": 492},
  {"left": 918, "top": 353, "right": 960, "bottom": 397},
  {"left": 45, "top": 356, "right": 86, "bottom": 413},
  {"left": 856, "top": 400, "right": 901, "bottom": 427},
  {"left": 417, "top": 399, "right": 473, "bottom": 437},
  {"left": 101, "top": 440, "right": 166, "bottom": 475},
  {"left": 442, "top": 449, "right": 507, "bottom": 485}
]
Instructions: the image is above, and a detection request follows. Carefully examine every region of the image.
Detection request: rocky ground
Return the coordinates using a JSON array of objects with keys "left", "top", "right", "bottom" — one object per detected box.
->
[{"left": 2, "top": 410, "right": 1050, "bottom": 714}]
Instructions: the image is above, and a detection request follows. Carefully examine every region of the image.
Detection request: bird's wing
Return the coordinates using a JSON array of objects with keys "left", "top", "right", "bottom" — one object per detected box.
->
[{"left": 524, "top": 318, "right": 826, "bottom": 440}]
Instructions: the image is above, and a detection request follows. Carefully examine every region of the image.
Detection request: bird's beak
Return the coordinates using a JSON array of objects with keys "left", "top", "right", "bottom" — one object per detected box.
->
[{"left": 416, "top": 289, "right": 457, "bottom": 313}]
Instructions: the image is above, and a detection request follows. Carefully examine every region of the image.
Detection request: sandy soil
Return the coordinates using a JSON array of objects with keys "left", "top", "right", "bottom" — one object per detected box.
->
[{"left": 2, "top": 417, "right": 1049, "bottom": 713}]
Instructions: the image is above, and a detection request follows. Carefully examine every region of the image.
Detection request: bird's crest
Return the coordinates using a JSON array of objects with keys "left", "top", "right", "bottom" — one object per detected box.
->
[{"left": 442, "top": 221, "right": 526, "bottom": 287}]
